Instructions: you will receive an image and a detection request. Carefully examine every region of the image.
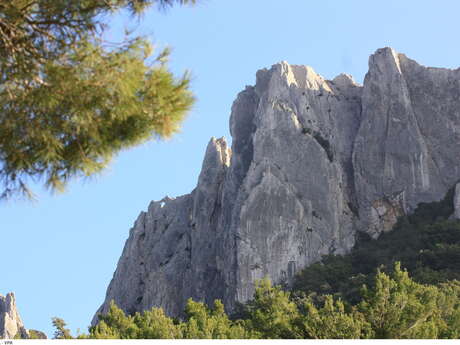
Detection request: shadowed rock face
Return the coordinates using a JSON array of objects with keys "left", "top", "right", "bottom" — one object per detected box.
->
[
  {"left": 0, "top": 293, "right": 28, "bottom": 339},
  {"left": 93, "top": 48, "right": 460, "bottom": 323}
]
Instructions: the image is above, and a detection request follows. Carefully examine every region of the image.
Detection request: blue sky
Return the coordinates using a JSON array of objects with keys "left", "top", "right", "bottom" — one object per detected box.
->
[{"left": 2, "top": 0, "right": 460, "bottom": 337}]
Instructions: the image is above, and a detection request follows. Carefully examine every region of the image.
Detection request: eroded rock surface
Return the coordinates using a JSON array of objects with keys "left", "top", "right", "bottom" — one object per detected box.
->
[
  {"left": 354, "top": 48, "right": 460, "bottom": 237},
  {"left": 0, "top": 293, "right": 28, "bottom": 339},
  {"left": 94, "top": 48, "right": 460, "bottom": 323}
]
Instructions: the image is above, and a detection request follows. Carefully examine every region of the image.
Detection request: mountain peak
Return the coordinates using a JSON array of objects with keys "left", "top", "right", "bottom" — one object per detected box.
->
[
  {"left": 94, "top": 48, "right": 460, "bottom": 322},
  {"left": 0, "top": 293, "right": 28, "bottom": 339}
]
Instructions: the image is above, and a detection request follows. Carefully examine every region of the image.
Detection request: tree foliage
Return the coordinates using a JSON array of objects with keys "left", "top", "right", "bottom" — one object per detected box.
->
[
  {"left": 87, "top": 299, "right": 253, "bottom": 339},
  {"left": 51, "top": 189, "right": 460, "bottom": 339},
  {"left": 0, "top": 0, "right": 195, "bottom": 199},
  {"left": 55, "top": 265, "right": 460, "bottom": 339},
  {"left": 359, "top": 263, "right": 440, "bottom": 338},
  {"left": 179, "top": 299, "right": 253, "bottom": 339},
  {"left": 242, "top": 278, "right": 301, "bottom": 338},
  {"left": 51, "top": 317, "right": 72, "bottom": 339},
  {"left": 300, "top": 295, "right": 372, "bottom": 339},
  {"left": 293, "top": 187, "right": 460, "bottom": 303}
]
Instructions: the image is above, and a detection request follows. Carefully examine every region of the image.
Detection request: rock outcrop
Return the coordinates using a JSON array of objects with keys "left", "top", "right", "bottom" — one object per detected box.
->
[
  {"left": 94, "top": 47, "right": 460, "bottom": 323},
  {"left": 354, "top": 48, "right": 460, "bottom": 236},
  {"left": 0, "top": 293, "right": 28, "bottom": 339}
]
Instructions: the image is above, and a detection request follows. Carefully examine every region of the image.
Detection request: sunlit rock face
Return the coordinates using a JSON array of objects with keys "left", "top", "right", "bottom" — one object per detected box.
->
[
  {"left": 93, "top": 48, "right": 460, "bottom": 323},
  {"left": 353, "top": 48, "right": 460, "bottom": 237},
  {"left": 0, "top": 293, "right": 28, "bottom": 339}
]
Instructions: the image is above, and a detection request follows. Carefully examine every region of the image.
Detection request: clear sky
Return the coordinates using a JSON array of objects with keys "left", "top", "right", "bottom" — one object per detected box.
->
[{"left": 2, "top": 0, "right": 460, "bottom": 338}]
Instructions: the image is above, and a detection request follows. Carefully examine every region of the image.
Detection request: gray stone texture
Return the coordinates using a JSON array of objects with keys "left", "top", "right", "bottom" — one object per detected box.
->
[
  {"left": 354, "top": 48, "right": 460, "bottom": 236},
  {"left": 0, "top": 293, "right": 28, "bottom": 339},
  {"left": 454, "top": 183, "right": 460, "bottom": 220},
  {"left": 94, "top": 48, "right": 460, "bottom": 323}
]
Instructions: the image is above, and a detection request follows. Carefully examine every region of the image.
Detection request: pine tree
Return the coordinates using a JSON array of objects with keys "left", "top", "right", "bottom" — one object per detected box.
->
[
  {"left": 180, "top": 299, "right": 253, "bottom": 339},
  {"left": 59, "top": 268, "right": 460, "bottom": 339},
  {"left": 0, "top": 0, "right": 195, "bottom": 199},
  {"left": 51, "top": 317, "right": 73, "bottom": 339},
  {"left": 133, "top": 307, "right": 182, "bottom": 339},
  {"left": 359, "top": 263, "right": 442, "bottom": 338},
  {"left": 300, "top": 295, "right": 372, "bottom": 339},
  {"left": 90, "top": 301, "right": 139, "bottom": 339},
  {"left": 243, "top": 278, "right": 301, "bottom": 339}
]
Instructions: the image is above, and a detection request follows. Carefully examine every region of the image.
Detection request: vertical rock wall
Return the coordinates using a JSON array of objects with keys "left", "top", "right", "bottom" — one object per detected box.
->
[
  {"left": 353, "top": 48, "right": 460, "bottom": 236},
  {"left": 0, "top": 293, "right": 28, "bottom": 339},
  {"left": 94, "top": 47, "right": 460, "bottom": 323}
]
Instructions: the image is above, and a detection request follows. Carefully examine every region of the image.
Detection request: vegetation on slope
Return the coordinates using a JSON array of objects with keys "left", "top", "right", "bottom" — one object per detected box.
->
[
  {"left": 53, "top": 265, "right": 460, "bottom": 339},
  {"left": 52, "top": 187, "right": 460, "bottom": 339},
  {"left": 293, "top": 186, "right": 459, "bottom": 304}
]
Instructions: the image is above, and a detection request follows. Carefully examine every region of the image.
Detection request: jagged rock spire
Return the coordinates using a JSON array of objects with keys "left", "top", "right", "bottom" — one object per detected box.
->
[
  {"left": 94, "top": 47, "right": 460, "bottom": 323},
  {"left": 0, "top": 293, "right": 28, "bottom": 339}
]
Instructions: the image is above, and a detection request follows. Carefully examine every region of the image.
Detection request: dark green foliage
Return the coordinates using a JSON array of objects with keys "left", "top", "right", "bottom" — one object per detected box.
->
[
  {"left": 292, "top": 255, "right": 354, "bottom": 298},
  {"left": 294, "top": 186, "right": 460, "bottom": 303},
  {"left": 410, "top": 185, "right": 456, "bottom": 224},
  {"left": 86, "top": 299, "right": 252, "bottom": 339},
  {"left": 51, "top": 188, "right": 460, "bottom": 339},
  {"left": 248, "top": 265, "right": 460, "bottom": 339},
  {"left": 54, "top": 265, "right": 460, "bottom": 339},
  {"left": 0, "top": 0, "right": 195, "bottom": 199},
  {"left": 241, "top": 278, "right": 302, "bottom": 338}
]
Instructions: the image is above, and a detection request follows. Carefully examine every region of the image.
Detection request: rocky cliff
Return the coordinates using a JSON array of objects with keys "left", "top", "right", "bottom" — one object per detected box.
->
[
  {"left": 93, "top": 47, "right": 460, "bottom": 323},
  {"left": 0, "top": 293, "right": 28, "bottom": 339}
]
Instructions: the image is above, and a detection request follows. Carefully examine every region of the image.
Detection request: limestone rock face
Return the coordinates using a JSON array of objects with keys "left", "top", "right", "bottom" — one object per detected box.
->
[
  {"left": 93, "top": 137, "right": 232, "bottom": 321},
  {"left": 353, "top": 48, "right": 460, "bottom": 237},
  {"left": 0, "top": 293, "right": 28, "bottom": 339},
  {"left": 94, "top": 48, "right": 460, "bottom": 323}
]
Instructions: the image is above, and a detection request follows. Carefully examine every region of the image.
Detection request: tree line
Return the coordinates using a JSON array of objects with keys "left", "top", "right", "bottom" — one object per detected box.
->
[
  {"left": 52, "top": 264, "right": 460, "bottom": 339},
  {"left": 51, "top": 189, "right": 460, "bottom": 339}
]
